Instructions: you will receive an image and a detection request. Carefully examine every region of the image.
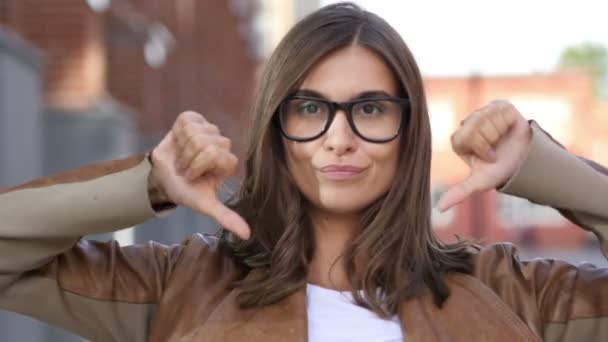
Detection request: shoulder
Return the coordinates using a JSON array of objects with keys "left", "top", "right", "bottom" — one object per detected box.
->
[
  {"left": 173, "top": 233, "right": 234, "bottom": 262},
  {"left": 469, "top": 243, "right": 580, "bottom": 310},
  {"left": 470, "top": 242, "right": 576, "bottom": 281},
  {"left": 470, "top": 242, "right": 520, "bottom": 268},
  {"left": 470, "top": 242, "right": 578, "bottom": 274},
  {"left": 181, "top": 233, "right": 223, "bottom": 250},
  {"left": 169, "top": 233, "right": 243, "bottom": 279}
]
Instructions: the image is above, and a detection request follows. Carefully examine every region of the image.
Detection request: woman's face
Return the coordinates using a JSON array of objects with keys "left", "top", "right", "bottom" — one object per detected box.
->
[{"left": 284, "top": 45, "right": 400, "bottom": 215}]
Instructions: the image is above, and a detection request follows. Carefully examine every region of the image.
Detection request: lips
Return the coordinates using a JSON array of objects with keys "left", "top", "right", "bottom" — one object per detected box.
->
[
  {"left": 318, "top": 165, "right": 366, "bottom": 180},
  {"left": 320, "top": 165, "right": 365, "bottom": 172}
]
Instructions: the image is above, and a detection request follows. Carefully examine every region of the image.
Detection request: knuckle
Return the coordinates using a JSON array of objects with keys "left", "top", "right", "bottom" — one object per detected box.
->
[
  {"left": 178, "top": 137, "right": 192, "bottom": 153},
  {"left": 191, "top": 153, "right": 207, "bottom": 170},
  {"left": 219, "top": 154, "right": 238, "bottom": 175},
  {"left": 175, "top": 112, "right": 187, "bottom": 124},
  {"left": 206, "top": 123, "right": 220, "bottom": 134},
  {"left": 470, "top": 121, "right": 483, "bottom": 134},
  {"left": 450, "top": 131, "right": 458, "bottom": 144},
  {"left": 228, "top": 154, "right": 238, "bottom": 168},
  {"left": 204, "top": 144, "right": 219, "bottom": 158},
  {"left": 220, "top": 136, "right": 232, "bottom": 150},
  {"left": 177, "top": 111, "right": 193, "bottom": 124},
  {"left": 477, "top": 116, "right": 489, "bottom": 128},
  {"left": 491, "top": 110, "right": 505, "bottom": 123},
  {"left": 450, "top": 128, "right": 461, "bottom": 141},
  {"left": 469, "top": 113, "right": 483, "bottom": 127},
  {"left": 491, "top": 99, "right": 507, "bottom": 106},
  {"left": 179, "top": 123, "right": 195, "bottom": 141},
  {"left": 471, "top": 110, "right": 484, "bottom": 120},
  {"left": 495, "top": 99, "right": 513, "bottom": 111},
  {"left": 480, "top": 120, "right": 496, "bottom": 135},
  {"left": 177, "top": 111, "right": 205, "bottom": 129},
  {"left": 450, "top": 130, "right": 463, "bottom": 147},
  {"left": 464, "top": 134, "right": 476, "bottom": 148},
  {"left": 496, "top": 110, "right": 510, "bottom": 126},
  {"left": 193, "top": 134, "right": 208, "bottom": 149},
  {"left": 474, "top": 133, "right": 487, "bottom": 146},
  {"left": 183, "top": 110, "right": 203, "bottom": 119},
  {"left": 179, "top": 151, "right": 194, "bottom": 169}
]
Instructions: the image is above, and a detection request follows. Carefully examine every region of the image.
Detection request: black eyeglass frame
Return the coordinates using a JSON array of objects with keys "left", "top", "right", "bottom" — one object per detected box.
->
[{"left": 277, "top": 95, "right": 411, "bottom": 143}]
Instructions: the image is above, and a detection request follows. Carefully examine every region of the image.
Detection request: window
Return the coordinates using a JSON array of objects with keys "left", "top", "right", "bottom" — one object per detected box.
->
[{"left": 428, "top": 101, "right": 455, "bottom": 151}]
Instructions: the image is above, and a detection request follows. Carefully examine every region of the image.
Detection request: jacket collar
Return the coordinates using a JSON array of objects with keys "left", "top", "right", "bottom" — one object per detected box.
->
[{"left": 193, "top": 272, "right": 541, "bottom": 342}]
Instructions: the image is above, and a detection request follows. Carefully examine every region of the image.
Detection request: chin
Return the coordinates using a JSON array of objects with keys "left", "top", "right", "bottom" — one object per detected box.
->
[
  {"left": 315, "top": 191, "right": 380, "bottom": 215},
  {"left": 317, "top": 202, "right": 365, "bottom": 215}
]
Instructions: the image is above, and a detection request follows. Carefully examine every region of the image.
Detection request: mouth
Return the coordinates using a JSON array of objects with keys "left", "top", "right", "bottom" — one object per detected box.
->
[{"left": 318, "top": 165, "right": 367, "bottom": 180}]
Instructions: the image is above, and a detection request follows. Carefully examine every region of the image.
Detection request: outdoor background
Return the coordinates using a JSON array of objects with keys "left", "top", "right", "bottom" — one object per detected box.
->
[{"left": 0, "top": 0, "right": 606, "bottom": 340}]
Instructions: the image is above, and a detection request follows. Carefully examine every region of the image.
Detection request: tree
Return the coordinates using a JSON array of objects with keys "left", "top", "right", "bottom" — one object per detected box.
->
[{"left": 558, "top": 42, "right": 608, "bottom": 96}]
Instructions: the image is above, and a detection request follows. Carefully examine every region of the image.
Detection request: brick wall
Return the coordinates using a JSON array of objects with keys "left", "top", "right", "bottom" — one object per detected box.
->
[
  {"left": 106, "top": 0, "right": 258, "bottom": 159},
  {"left": 0, "top": 0, "right": 258, "bottom": 158},
  {"left": 1, "top": 0, "right": 106, "bottom": 109}
]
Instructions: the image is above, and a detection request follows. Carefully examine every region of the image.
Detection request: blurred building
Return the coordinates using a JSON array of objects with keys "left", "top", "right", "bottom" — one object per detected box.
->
[
  {"left": 426, "top": 71, "right": 608, "bottom": 250},
  {"left": 255, "top": 0, "right": 320, "bottom": 58},
  {"left": 0, "top": 0, "right": 259, "bottom": 340},
  {"left": 0, "top": 0, "right": 606, "bottom": 340}
]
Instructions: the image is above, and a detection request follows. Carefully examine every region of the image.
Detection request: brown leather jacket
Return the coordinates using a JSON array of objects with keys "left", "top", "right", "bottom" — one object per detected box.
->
[{"left": 1, "top": 123, "right": 607, "bottom": 342}]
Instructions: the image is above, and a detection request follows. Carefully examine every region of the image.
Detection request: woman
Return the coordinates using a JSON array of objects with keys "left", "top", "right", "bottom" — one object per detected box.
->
[{"left": 1, "top": 2, "right": 607, "bottom": 341}]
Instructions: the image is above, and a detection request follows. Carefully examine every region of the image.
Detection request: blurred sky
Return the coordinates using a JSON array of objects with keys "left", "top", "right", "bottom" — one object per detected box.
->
[{"left": 322, "top": 0, "right": 607, "bottom": 77}]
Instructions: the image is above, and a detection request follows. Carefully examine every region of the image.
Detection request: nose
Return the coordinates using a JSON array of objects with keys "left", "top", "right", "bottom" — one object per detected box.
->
[{"left": 323, "top": 110, "right": 356, "bottom": 155}]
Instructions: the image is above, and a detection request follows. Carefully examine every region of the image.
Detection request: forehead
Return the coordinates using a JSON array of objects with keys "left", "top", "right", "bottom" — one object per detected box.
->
[{"left": 298, "top": 45, "right": 399, "bottom": 101}]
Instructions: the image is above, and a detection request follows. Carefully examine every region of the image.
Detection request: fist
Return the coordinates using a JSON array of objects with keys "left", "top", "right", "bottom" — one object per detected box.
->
[
  {"left": 149, "top": 111, "right": 250, "bottom": 239},
  {"left": 437, "top": 100, "right": 533, "bottom": 212}
]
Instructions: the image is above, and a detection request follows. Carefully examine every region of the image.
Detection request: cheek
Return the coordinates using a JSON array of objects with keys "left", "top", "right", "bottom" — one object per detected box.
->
[
  {"left": 284, "top": 141, "right": 319, "bottom": 189},
  {"left": 366, "top": 142, "right": 400, "bottom": 193}
]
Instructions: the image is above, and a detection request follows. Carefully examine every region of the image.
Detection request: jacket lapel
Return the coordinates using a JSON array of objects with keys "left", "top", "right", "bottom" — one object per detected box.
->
[
  {"left": 399, "top": 273, "right": 541, "bottom": 342},
  {"left": 191, "top": 275, "right": 308, "bottom": 342},
  {"left": 192, "top": 272, "right": 540, "bottom": 342}
]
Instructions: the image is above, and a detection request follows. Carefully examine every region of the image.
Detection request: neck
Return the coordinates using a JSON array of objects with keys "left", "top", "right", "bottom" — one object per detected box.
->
[{"left": 307, "top": 207, "right": 360, "bottom": 291}]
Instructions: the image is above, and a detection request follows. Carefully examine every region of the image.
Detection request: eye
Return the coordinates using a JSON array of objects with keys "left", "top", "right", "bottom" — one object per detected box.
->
[
  {"left": 360, "top": 102, "right": 383, "bottom": 115},
  {"left": 298, "top": 101, "right": 322, "bottom": 114}
]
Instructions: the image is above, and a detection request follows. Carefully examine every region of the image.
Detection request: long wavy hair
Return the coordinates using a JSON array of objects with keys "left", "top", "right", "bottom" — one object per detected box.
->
[{"left": 221, "top": 1, "right": 473, "bottom": 318}]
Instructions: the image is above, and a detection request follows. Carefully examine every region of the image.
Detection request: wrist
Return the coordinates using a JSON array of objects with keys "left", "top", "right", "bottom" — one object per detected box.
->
[{"left": 146, "top": 152, "right": 175, "bottom": 211}]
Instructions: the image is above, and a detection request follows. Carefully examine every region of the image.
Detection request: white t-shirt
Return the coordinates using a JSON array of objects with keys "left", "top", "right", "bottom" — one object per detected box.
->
[{"left": 306, "top": 283, "right": 403, "bottom": 342}]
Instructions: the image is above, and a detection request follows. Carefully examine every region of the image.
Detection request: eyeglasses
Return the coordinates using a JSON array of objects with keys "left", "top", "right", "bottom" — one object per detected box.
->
[{"left": 277, "top": 96, "right": 410, "bottom": 143}]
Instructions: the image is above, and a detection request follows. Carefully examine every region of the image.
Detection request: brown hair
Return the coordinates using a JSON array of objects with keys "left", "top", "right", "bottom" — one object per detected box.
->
[{"left": 222, "top": 1, "right": 473, "bottom": 317}]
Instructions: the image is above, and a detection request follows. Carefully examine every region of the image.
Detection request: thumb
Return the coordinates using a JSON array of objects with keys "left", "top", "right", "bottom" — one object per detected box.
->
[
  {"left": 203, "top": 199, "right": 251, "bottom": 240},
  {"left": 436, "top": 176, "right": 479, "bottom": 213}
]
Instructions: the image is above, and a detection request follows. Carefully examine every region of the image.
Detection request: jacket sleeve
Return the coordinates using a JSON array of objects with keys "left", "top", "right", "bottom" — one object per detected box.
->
[
  {"left": 0, "top": 153, "right": 180, "bottom": 342},
  {"left": 500, "top": 121, "right": 608, "bottom": 256},
  {"left": 495, "top": 122, "right": 608, "bottom": 341}
]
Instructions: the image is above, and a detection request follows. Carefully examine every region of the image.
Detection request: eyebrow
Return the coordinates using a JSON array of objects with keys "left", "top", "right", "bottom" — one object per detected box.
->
[{"left": 292, "top": 89, "right": 395, "bottom": 101}]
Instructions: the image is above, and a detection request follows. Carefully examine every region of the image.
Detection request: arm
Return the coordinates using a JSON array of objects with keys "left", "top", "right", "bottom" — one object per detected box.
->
[
  {"left": 491, "top": 122, "right": 608, "bottom": 341},
  {"left": 0, "top": 153, "right": 180, "bottom": 342},
  {"left": 499, "top": 121, "right": 608, "bottom": 257}
]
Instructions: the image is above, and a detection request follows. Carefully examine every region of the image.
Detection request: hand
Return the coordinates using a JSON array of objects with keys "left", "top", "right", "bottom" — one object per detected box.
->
[
  {"left": 437, "top": 100, "right": 532, "bottom": 212},
  {"left": 149, "top": 111, "right": 250, "bottom": 239}
]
